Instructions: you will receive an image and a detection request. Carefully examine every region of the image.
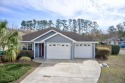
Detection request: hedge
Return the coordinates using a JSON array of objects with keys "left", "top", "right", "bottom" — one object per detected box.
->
[
  {"left": 17, "top": 50, "right": 34, "bottom": 59},
  {"left": 111, "top": 45, "right": 120, "bottom": 55},
  {"left": 96, "top": 47, "right": 111, "bottom": 59}
]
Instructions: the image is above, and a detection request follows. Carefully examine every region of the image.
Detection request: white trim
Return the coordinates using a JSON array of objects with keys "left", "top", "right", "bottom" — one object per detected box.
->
[
  {"left": 40, "top": 32, "right": 76, "bottom": 42},
  {"left": 38, "top": 43, "right": 39, "bottom": 57},
  {"left": 32, "top": 43, "right": 33, "bottom": 51},
  {"left": 31, "top": 30, "right": 56, "bottom": 41},
  {"left": 75, "top": 41, "right": 98, "bottom": 43},
  {"left": 34, "top": 43, "right": 35, "bottom": 58},
  {"left": 20, "top": 41, "right": 32, "bottom": 42},
  {"left": 41, "top": 43, "right": 42, "bottom": 58},
  {"left": 34, "top": 42, "right": 44, "bottom": 43},
  {"left": 93, "top": 43, "right": 95, "bottom": 58},
  {"left": 44, "top": 42, "right": 45, "bottom": 59}
]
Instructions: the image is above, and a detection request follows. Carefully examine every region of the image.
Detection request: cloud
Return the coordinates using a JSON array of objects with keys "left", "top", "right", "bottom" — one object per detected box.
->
[
  {"left": 1, "top": 0, "right": 125, "bottom": 28},
  {"left": 0, "top": 6, "right": 14, "bottom": 13}
]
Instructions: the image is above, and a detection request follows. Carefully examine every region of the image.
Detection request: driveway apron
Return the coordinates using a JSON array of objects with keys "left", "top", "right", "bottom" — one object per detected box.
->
[{"left": 21, "top": 59, "right": 101, "bottom": 83}]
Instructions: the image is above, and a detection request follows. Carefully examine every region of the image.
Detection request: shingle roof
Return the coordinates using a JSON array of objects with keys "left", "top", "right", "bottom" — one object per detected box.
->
[{"left": 22, "top": 28, "right": 94, "bottom": 41}]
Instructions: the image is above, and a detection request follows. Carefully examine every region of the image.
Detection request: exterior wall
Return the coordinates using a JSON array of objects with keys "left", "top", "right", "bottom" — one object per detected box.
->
[
  {"left": 45, "top": 34, "right": 73, "bottom": 43},
  {"left": 45, "top": 34, "right": 73, "bottom": 59},
  {"left": 108, "top": 41, "right": 119, "bottom": 45},
  {"left": 34, "top": 31, "right": 56, "bottom": 42}
]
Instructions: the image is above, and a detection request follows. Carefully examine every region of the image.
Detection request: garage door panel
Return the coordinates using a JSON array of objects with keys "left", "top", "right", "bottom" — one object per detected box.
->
[
  {"left": 47, "top": 43, "right": 71, "bottom": 59},
  {"left": 75, "top": 43, "right": 93, "bottom": 58}
]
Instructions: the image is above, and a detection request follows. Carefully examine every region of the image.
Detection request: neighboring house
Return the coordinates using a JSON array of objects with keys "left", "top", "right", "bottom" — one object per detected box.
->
[
  {"left": 104, "top": 37, "right": 119, "bottom": 45},
  {"left": 104, "top": 37, "right": 125, "bottom": 45},
  {"left": 21, "top": 28, "right": 97, "bottom": 60}
]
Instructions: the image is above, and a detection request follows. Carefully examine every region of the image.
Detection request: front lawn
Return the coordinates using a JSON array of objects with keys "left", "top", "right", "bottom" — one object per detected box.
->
[
  {"left": 98, "top": 54, "right": 125, "bottom": 83},
  {"left": 0, "top": 64, "right": 31, "bottom": 83}
]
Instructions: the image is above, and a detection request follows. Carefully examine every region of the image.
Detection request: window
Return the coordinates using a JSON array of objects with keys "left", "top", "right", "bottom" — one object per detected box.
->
[
  {"left": 53, "top": 44, "right": 56, "bottom": 46},
  {"left": 22, "top": 43, "right": 32, "bottom": 50},
  {"left": 28, "top": 44, "right": 32, "bottom": 50},
  {"left": 66, "top": 45, "right": 68, "bottom": 46},
  {"left": 22, "top": 44, "right": 27, "bottom": 50},
  {"left": 62, "top": 44, "right": 64, "bottom": 46},
  {"left": 57, "top": 44, "right": 60, "bottom": 46},
  {"left": 88, "top": 44, "right": 90, "bottom": 46},
  {"left": 80, "top": 44, "right": 82, "bottom": 46},
  {"left": 84, "top": 44, "right": 86, "bottom": 46},
  {"left": 49, "top": 44, "right": 52, "bottom": 46},
  {"left": 76, "top": 44, "right": 79, "bottom": 46}
]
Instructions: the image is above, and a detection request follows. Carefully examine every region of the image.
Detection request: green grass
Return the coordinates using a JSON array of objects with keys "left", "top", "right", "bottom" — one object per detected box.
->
[
  {"left": 98, "top": 55, "right": 125, "bottom": 83},
  {"left": 0, "top": 64, "right": 31, "bottom": 83}
]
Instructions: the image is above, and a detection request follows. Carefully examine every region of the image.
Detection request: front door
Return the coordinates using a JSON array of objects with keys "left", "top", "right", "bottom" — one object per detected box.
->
[{"left": 39, "top": 43, "right": 44, "bottom": 58}]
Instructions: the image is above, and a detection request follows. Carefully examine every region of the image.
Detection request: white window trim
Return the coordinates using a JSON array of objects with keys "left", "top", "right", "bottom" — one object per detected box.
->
[{"left": 22, "top": 43, "right": 33, "bottom": 50}]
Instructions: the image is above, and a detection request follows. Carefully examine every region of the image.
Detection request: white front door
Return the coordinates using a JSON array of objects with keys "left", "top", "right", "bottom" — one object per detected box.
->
[
  {"left": 47, "top": 43, "right": 71, "bottom": 59},
  {"left": 75, "top": 43, "right": 93, "bottom": 58}
]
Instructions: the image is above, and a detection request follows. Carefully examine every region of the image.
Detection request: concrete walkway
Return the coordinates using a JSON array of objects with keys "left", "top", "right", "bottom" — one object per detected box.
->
[{"left": 21, "top": 59, "right": 101, "bottom": 83}]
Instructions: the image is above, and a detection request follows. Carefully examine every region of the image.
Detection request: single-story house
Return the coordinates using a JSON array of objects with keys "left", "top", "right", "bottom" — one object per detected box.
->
[
  {"left": 21, "top": 28, "right": 97, "bottom": 60},
  {"left": 104, "top": 37, "right": 125, "bottom": 45}
]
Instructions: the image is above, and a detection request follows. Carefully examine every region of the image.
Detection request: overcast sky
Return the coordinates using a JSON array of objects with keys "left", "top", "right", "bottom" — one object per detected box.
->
[{"left": 0, "top": 0, "right": 125, "bottom": 31}]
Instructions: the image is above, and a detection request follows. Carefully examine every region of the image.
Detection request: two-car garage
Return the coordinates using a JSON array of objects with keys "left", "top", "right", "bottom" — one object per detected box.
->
[{"left": 46, "top": 43, "right": 93, "bottom": 59}]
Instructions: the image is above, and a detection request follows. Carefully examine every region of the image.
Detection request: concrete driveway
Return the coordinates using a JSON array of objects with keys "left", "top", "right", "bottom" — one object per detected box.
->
[{"left": 21, "top": 59, "right": 101, "bottom": 83}]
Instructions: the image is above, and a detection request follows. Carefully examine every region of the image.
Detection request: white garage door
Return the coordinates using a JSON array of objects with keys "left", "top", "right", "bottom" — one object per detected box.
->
[
  {"left": 47, "top": 43, "right": 71, "bottom": 59},
  {"left": 75, "top": 43, "right": 93, "bottom": 58}
]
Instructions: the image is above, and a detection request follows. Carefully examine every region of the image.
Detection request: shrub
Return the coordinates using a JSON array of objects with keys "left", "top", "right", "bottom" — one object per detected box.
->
[
  {"left": 5, "top": 48, "right": 17, "bottom": 62},
  {"left": 1, "top": 55, "right": 8, "bottom": 62},
  {"left": 17, "top": 50, "right": 33, "bottom": 60},
  {"left": 19, "top": 56, "right": 31, "bottom": 62},
  {"left": 96, "top": 47, "right": 111, "bottom": 60},
  {"left": 111, "top": 45, "right": 120, "bottom": 55}
]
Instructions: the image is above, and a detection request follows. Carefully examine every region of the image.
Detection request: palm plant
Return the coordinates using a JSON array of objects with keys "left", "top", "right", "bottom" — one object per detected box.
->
[
  {"left": 0, "top": 21, "right": 7, "bottom": 53},
  {"left": 6, "top": 31, "right": 21, "bottom": 62},
  {"left": 0, "top": 21, "right": 21, "bottom": 62}
]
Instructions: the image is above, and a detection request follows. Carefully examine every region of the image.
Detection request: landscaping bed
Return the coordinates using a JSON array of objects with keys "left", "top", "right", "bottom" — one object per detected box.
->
[
  {"left": 97, "top": 54, "right": 125, "bottom": 83},
  {"left": 0, "top": 61, "right": 41, "bottom": 83},
  {"left": 0, "top": 64, "right": 30, "bottom": 83}
]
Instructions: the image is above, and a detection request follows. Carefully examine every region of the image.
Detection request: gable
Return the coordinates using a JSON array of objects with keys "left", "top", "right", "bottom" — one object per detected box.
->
[
  {"left": 22, "top": 28, "right": 94, "bottom": 42},
  {"left": 34, "top": 31, "right": 56, "bottom": 42},
  {"left": 45, "top": 34, "right": 73, "bottom": 43}
]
